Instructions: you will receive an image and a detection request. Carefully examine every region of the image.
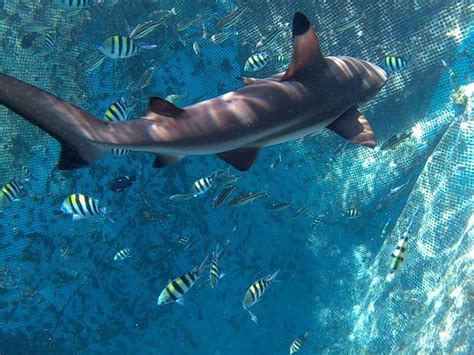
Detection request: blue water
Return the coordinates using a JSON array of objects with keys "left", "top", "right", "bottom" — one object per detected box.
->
[{"left": 0, "top": 1, "right": 473, "bottom": 354}]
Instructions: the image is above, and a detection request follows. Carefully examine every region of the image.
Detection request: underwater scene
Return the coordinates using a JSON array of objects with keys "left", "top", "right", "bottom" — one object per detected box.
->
[{"left": 0, "top": 0, "right": 473, "bottom": 354}]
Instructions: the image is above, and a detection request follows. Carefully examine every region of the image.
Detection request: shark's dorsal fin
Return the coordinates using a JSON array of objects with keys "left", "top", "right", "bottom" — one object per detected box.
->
[
  {"left": 148, "top": 97, "right": 184, "bottom": 118},
  {"left": 281, "top": 12, "right": 325, "bottom": 81},
  {"left": 217, "top": 147, "right": 260, "bottom": 171},
  {"left": 326, "top": 108, "right": 376, "bottom": 148}
]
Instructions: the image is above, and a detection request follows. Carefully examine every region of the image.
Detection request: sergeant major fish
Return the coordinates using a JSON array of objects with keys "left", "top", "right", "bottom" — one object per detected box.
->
[
  {"left": 99, "top": 36, "right": 157, "bottom": 59},
  {"left": 60, "top": 193, "right": 114, "bottom": 223},
  {"left": 242, "top": 270, "right": 280, "bottom": 309},
  {"left": 114, "top": 248, "right": 131, "bottom": 261},
  {"left": 0, "top": 179, "right": 24, "bottom": 204},
  {"left": 157, "top": 254, "right": 209, "bottom": 306},
  {"left": 209, "top": 240, "right": 230, "bottom": 288},
  {"left": 0, "top": 12, "right": 387, "bottom": 173},
  {"left": 290, "top": 332, "right": 309, "bottom": 354}
]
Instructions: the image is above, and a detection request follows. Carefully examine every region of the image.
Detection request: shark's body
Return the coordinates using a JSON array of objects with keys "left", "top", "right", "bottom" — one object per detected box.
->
[{"left": 0, "top": 13, "right": 387, "bottom": 171}]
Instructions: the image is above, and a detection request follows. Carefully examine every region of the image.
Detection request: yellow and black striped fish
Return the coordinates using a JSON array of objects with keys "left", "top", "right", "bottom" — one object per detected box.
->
[
  {"left": 60, "top": 193, "right": 114, "bottom": 223},
  {"left": 99, "top": 36, "right": 156, "bottom": 59},
  {"left": 242, "top": 270, "right": 279, "bottom": 309},
  {"left": 0, "top": 179, "right": 23, "bottom": 203},
  {"left": 209, "top": 241, "right": 229, "bottom": 288},
  {"left": 244, "top": 52, "right": 270, "bottom": 72},
  {"left": 389, "top": 207, "right": 420, "bottom": 274},
  {"left": 157, "top": 254, "right": 209, "bottom": 306},
  {"left": 290, "top": 332, "right": 309, "bottom": 354},
  {"left": 103, "top": 97, "right": 128, "bottom": 122},
  {"left": 382, "top": 56, "right": 410, "bottom": 73}
]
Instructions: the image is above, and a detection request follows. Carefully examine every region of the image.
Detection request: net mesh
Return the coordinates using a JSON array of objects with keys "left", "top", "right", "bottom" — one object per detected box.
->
[{"left": 0, "top": 0, "right": 472, "bottom": 353}]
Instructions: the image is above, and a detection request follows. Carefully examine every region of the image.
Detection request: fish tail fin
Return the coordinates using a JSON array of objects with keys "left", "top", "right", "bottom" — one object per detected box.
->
[
  {"left": 196, "top": 254, "right": 210, "bottom": 276},
  {"left": 0, "top": 74, "right": 108, "bottom": 170},
  {"left": 268, "top": 269, "right": 280, "bottom": 282}
]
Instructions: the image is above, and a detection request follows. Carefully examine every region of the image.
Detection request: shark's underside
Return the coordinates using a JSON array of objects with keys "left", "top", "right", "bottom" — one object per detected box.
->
[{"left": 0, "top": 12, "right": 387, "bottom": 171}]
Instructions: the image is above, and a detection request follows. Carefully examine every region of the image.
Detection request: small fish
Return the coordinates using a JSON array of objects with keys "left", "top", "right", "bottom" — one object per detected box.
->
[
  {"left": 441, "top": 59, "right": 457, "bottom": 85},
  {"left": 270, "top": 153, "right": 282, "bottom": 169},
  {"left": 212, "top": 184, "right": 235, "bottom": 209},
  {"left": 133, "top": 64, "right": 159, "bottom": 91},
  {"left": 129, "top": 21, "right": 163, "bottom": 40},
  {"left": 382, "top": 56, "right": 410, "bottom": 73},
  {"left": 290, "top": 332, "right": 309, "bottom": 354},
  {"left": 255, "top": 25, "right": 286, "bottom": 51},
  {"left": 209, "top": 241, "right": 229, "bottom": 288},
  {"left": 209, "top": 32, "right": 233, "bottom": 44},
  {"left": 243, "top": 270, "right": 279, "bottom": 309},
  {"left": 333, "top": 15, "right": 360, "bottom": 33},
  {"left": 193, "top": 41, "right": 201, "bottom": 55},
  {"left": 380, "top": 130, "right": 413, "bottom": 150},
  {"left": 97, "top": 0, "right": 119, "bottom": 7},
  {"left": 177, "top": 17, "right": 200, "bottom": 32},
  {"left": 53, "top": 0, "right": 94, "bottom": 9},
  {"left": 247, "top": 309, "right": 259, "bottom": 325},
  {"left": 19, "top": 21, "right": 53, "bottom": 35},
  {"left": 99, "top": 36, "right": 156, "bottom": 59},
  {"left": 229, "top": 192, "right": 267, "bottom": 206},
  {"left": 44, "top": 33, "right": 56, "bottom": 50},
  {"left": 103, "top": 97, "right": 129, "bottom": 122},
  {"left": 157, "top": 254, "right": 209, "bottom": 306},
  {"left": 60, "top": 244, "right": 70, "bottom": 257},
  {"left": 216, "top": 6, "right": 248, "bottom": 31},
  {"left": 108, "top": 175, "right": 136, "bottom": 192},
  {"left": 169, "top": 193, "right": 194, "bottom": 202},
  {"left": 191, "top": 176, "right": 215, "bottom": 196},
  {"left": 268, "top": 201, "right": 292, "bottom": 212},
  {"left": 60, "top": 193, "right": 114, "bottom": 223},
  {"left": 201, "top": 22, "right": 209, "bottom": 40},
  {"left": 111, "top": 148, "right": 129, "bottom": 157},
  {"left": 345, "top": 208, "right": 362, "bottom": 218},
  {"left": 389, "top": 208, "right": 420, "bottom": 274},
  {"left": 177, "top": 235, "right": 191, "bottom": 248},
  {"left": 149, "top": 7, "right": 177, "bottom": 22},
  {"left": 114, "top": 248, "right": 131, "bottom": 261},
  {"left": 165, "top": 94, "right": 187, "bottom": 103},
  {"left": 244, "top": 52, "right": 270, "bottom": 72},
  {"left": 0, "top": 179, "right": 23, "bottom": 203},
  {"left": 84, "top": 52, "right": 106, "bottom": 73},
  {"left": 292, "top": 207, "right": 308, "bottom": 219}
]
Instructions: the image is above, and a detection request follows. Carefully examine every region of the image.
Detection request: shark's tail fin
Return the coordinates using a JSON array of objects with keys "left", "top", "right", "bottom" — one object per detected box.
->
[{"left": 0, "top": 73, "right": 108, "bottom": 170}]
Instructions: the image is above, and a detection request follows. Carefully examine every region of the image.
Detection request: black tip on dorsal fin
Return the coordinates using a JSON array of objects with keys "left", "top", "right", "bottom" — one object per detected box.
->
[
  {"left": 281, "top": 12, "right": 324, "bottom": 81},
  {"left": 148, "top": 97, "right": 184, "bottom": 118}
]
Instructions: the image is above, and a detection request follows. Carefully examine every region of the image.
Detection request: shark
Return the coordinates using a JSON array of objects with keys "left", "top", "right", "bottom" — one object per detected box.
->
[{"left": 0, "top": 12, "right": 387, "bottom": 172}]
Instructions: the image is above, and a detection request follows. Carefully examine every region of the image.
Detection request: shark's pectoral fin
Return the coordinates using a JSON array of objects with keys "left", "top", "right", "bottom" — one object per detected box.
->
[
  {"left": 216, "top": 147, "right": 260, "bottom": 171},
  {"left": 281, "top": 12, "right": 325, "bottom": 81},
  {"left": 152, "top": 154, "right": 183, "bottom": 168},
  {"left": 58, "top": 145, "right": 92, "bottom": 170},
  {"left": 327, "top": 108, "right": 376, "bottom": 148},
  {"left": 147, "top": 97, "right": 184, "bottom": 118}
]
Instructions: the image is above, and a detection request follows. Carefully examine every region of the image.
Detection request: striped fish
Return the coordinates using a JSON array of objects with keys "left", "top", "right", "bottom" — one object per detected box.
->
[
  {"left": 177, "top": 17, "right": 200, "bottom": 32},
  {"left": 389, "top": 208, "right": 420, "bottom": 274},
  {"left": 228, "top": 191, "right": 267, "bottom": 206},
  {"left": 209, "top": 32, "right": 233, "bottom": 44},
  {"left": 103, "top": 97, "right": 129, "bottom": 122},
  {"left": 99, "top": 36, "right": 156, "bottom": 59},
  {"left": 345, "top": 208, "right": 362, "bottom": 218},
  {"left": 0, "top": 179, "right": 23, "bottom": 203},
  {"left": 212, "top": 184, "right": 235, "bottom": 209},
  {"left": 53, "top": 0, "right": 94, "bottom": 9},
  {"left": 191, "top": 176, "right": 214, "bottom": 196},
  {"left": 44, "top": 33, "right": 56, "bottom": 50},
  {"left": 209, "top": 241, "right": 229, "bottom": 288},
  {"left": 129, "top": 21, "right": 163, "bottom": 40},
  {"left": 383, "top": 56, "right": 410, "bottom": 72},
  {"left": 244, "top": 52, "right": 270, "bottom": 72},
  {"left": 216, "top": 6, "right": 248, "bottom": 31},
  {"left": 84, "top": 51, "right": 106, "bottom": 73},
  {"left": 60, "top": 193, "right": 114, "bottom": 223},
  {"left": 242, "top": 270, "right": 279, "bottom": 309},
  {"left": 114, "top": 248, "right": 131, "bottom": 261},
  {"left": 133, "top": 64, "right": 159, "bottom": 91},
  {"left": 157, "top": 254, "right": 209, "bottom": 306},
  {"left": 111, "top": 148, "right": 129, "bottom": 157},
  {"left": 255, "top": 25, "right": 286, "bottom": 51},
  {"left": 290, "top": 332, "right": 309, "bottom": 354}
]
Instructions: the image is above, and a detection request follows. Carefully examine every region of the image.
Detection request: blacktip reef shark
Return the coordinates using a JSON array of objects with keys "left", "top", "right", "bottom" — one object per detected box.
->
[{"left": 0, "top": 12, "right": 387, "bottom": 172}]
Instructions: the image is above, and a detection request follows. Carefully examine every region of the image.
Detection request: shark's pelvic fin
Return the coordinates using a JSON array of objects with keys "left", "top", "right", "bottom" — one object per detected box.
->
[
  {"left": 153, "top": 154, "right": 183, "bottom": 168},
  {"left": 326, "top": 108, "right": 376, "bottom": 148},
  {"left": 58, "top": 145, "right": 91, "bottom": 170},
  {"left": 281, "top": 12, "right": 325, "bottom": 81},
  {"left": 147, "top": 97, "right": 184, "bottom": 119},
  {"left": 216, "top": 147, "right": 260, "bottom": 171}
]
